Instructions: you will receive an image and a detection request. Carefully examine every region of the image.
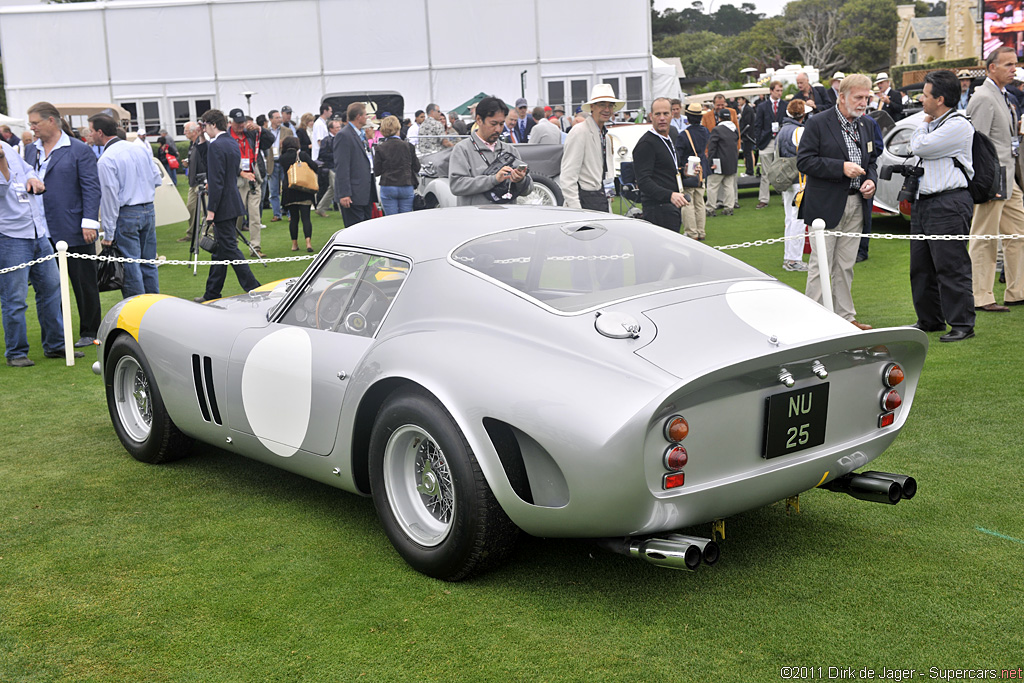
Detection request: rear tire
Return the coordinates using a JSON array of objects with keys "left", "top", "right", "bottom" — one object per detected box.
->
[
  {"left": 105, "top": 334, "right": 192, "bottom": 464},
  {"left": 369, "top": 387, "right": 519, "bottom": 580}
]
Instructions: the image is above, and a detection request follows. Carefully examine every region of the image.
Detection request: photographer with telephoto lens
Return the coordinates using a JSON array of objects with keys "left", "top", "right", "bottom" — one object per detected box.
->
[{"left": 903, "top": 69, "right": 976, "bottom": 342}]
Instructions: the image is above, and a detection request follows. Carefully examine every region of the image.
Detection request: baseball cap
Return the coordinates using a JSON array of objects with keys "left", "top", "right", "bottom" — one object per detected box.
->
[
  {"left": 281, "top": 105, "right": 292, "bottom": 113},
  {"left": 228, "top": 108, "right": 246, "bottom": 123},
  {"left": 515, "top": 98, "right": 528, "bottom": 108}
]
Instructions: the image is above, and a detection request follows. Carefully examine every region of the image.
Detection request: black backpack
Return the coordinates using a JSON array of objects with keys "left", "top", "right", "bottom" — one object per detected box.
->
[{"left": 946, "top": 113, "right": 1001, "bottom": 204}]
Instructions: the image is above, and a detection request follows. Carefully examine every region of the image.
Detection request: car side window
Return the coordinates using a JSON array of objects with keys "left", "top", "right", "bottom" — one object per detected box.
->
[
  {"left": 887, "top": 127, "right": 914, "bottom": 158},
  {"left": 279, "top": 250, "right": 409, "bottom": 336}
]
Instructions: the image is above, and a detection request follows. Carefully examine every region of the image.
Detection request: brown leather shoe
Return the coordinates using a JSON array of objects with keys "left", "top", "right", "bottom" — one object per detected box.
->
[
  {"left": 975, "top": 303, "right": 1010, "bottom": 312},
  {"left": 755, "top": 201, "right": 768, "bottom": 209},
  {"left": 850, "top": 320, "right": 873, "bottom": 330}
]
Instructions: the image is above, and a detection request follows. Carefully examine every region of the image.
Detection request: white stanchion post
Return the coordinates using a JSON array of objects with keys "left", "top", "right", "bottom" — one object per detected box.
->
[
  {"left": 55, "top": 240, "right": 75, "bottom": 367},
  {"left": 811, "top": 218, "right": 833, "bottom": 314}
]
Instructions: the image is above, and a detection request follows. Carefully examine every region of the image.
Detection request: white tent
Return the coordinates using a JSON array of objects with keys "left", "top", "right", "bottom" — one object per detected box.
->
[
  {"left": 1, "top": 0, "right": 656, "bottom": 133},
  {"left": 0, "top": 113, "right": 27, "bottom": 136},
  {"left": 652, "top": 56, "right": 684, "bottom": 102}
]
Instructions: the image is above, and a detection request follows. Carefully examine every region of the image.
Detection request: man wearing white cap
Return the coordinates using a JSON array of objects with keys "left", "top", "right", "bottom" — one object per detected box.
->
[
  {"left": 559, "top": 84, "right": 624, "bottom": 211},
  {"left": 826, "top": 72, "right": 845, "bottom": 108},
  {"left": 873, "top": 72, "right": 903, "bottom": 121}
]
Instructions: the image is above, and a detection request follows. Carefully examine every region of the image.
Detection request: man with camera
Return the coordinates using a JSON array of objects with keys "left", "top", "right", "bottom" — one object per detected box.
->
[
  {"left": 901, "top": 69, "right": 976, "bottom": 342},
  {"left": 196, "top": 109, "right": 260, "bottom": 303},
  {"left": 178, "top": 121, "right": 207, "bottom": 243},
  {"left": 449, "top": 97, "right": 531, "bottom": 207},
  {"left": 227, "top": 108, "right": 272, "bottom": 258}
]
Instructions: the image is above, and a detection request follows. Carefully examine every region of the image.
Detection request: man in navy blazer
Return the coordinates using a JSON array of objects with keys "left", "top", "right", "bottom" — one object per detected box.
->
[
  {"left": 333, "top": 102, "right": 377, "bottom": 226},
  {"left": 753, "top": 82, "right": 787, "bottom": 208},
  {"left": 797, "top": 74, "right": 877, "bottom": 330},
  {"left": 197, "top": 109, "right": 260, "bottom": 303},
  {"left": 27, "top": 102, "right": 102, "bottom": 347}
]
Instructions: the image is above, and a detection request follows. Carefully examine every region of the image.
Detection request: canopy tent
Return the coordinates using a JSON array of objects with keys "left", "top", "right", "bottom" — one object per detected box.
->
[
  {"left": 450, "top": 92, "right": 491, "bottom": 117},
  {"left": 0, "top": 113, "right": 27, "bottom": 137},
  {"left": 651, "top": 56, "right": 684, "bottom": 102}
]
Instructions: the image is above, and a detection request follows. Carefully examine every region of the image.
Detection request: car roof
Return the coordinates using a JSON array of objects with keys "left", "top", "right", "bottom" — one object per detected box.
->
[{"left": 325, "top": 206, "right": 633, "bottom": 263}]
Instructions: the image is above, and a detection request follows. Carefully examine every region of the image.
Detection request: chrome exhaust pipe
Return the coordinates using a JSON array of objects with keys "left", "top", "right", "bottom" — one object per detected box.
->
[
  {"left": 822, "top": 472, "right": 902, "bottom": 504},
  {"left": 861, "top": 471, "right": 917, "bottom": 499},
  {"left": 667, "top": 534, "right": 720, "bottom": 566},
  {"left": 629, "top": 537, "right": 702, "bottom": 571}
]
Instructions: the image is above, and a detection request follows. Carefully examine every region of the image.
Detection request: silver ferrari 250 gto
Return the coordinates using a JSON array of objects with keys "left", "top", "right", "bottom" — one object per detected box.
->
[{"left": 96, "top": 206, "right": 927, "bottom": 580}]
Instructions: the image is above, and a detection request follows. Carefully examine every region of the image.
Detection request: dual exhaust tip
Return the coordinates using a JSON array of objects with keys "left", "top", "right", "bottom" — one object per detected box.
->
[
  {"left": 822, "top": 470, "right": 917, "bottom": 505},
  {"left": 599, "top": 534, "right": 720, "bottom": 572}
]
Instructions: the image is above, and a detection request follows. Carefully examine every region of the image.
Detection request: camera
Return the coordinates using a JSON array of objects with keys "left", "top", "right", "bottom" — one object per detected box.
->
[{"left": 880, "top": 164, "right": 924, "bottom": 203}]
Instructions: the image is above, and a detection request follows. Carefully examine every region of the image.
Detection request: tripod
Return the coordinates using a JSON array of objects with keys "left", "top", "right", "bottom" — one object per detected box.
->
[{"left": 190, "top": 177, "right": 269, "bottom": 271}]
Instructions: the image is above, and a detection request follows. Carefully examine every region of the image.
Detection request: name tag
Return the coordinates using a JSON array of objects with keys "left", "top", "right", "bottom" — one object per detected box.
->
[
  {"left": 771, "top": 122, "right": 780, "bottom": 134},
  {"left": 240, "top": 158, "right": 251, "bottom": 172},
  {"left": 867, "top": 140, "right": 874, "bottom": 154},
  {"left": 273, "top": 147, "right": 281, "bottom": 159},
  {"left": 676, "top": 172, "right": 683, "bottom": 192},
  {"left": 12, "top": 182, "right": 29, "bottom": 203}
]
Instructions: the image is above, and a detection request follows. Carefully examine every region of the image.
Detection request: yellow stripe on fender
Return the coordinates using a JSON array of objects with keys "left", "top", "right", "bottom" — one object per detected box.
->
[
  {"left": 815, "top": 471, "right": 830, "bottom": 488},
  {"left": 117, "top": 294, "right": 173, "bottom": 341},
  {"left": 251, "top": 279, "right": 289, "bottom": 293}
]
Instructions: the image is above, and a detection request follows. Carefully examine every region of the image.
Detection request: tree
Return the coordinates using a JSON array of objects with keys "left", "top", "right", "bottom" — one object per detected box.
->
[
  {"left": 655, "top": 30, "right": 747, "bottom": 82},
  {"left": 710, "top": 3, "right": 765, "bottom": 35},
  {"left": 838, "top": 0, "right": 899, "bottom": 72},
  {"left": 732, "top": 17, "right": 798, "bottom": 71},
  {"left": 779, "top": 0, "right": 846, "bottom": 73}
]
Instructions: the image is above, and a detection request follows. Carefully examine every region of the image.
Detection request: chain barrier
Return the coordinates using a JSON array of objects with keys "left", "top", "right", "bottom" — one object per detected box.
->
[
  {"left": 4, "top": 231, "right": 1024, "bottom": 276},
  {"left": 0, "top": 251, "right": 316, "bottom": 276}
]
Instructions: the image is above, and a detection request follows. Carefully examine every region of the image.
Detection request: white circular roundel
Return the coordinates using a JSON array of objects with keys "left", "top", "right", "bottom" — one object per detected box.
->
[
  {"left": 241, "top": 327, "right": 312, "bottom": 457},
  {"left": 725, "top": 281, "right": 856, "bottom": 344}
]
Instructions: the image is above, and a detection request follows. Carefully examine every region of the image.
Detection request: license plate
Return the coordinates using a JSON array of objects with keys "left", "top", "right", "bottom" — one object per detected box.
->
[{"left": 763, "top": 384, "right": 829, "bottom": 459}]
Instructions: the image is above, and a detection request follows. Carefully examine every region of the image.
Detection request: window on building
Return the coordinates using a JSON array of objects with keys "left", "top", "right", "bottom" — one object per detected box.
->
[
  {"left": 570, "top": 79, "right": 589, "bottom": 112},
  {"left": 172, "top": 98, "right": 213, "bottom": 136},
  {"left": 625, "top": 76, "right": 643, "bottom": 111},
  {"left": 909, "top": 47, "right": 918, "bottom": 64},
  {"left": 119, "top": 99, "right": 162, "bottom": 135},
  {"left": 547, "top": 81, "right": 566, "bottom": 111},
  {"left": 602, "top": 77, "right": 620, "bottom": 97}
]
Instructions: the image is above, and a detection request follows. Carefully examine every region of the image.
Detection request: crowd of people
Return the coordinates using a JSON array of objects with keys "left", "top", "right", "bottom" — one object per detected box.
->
[{"left": 4, "top": 51, "right": 1023, "bottom": 364}]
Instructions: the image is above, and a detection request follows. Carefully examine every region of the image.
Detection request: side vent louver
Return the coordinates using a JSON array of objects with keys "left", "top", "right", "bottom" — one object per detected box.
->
[{"left": 191, "top": 354, "right": 222, "bottom": 425}]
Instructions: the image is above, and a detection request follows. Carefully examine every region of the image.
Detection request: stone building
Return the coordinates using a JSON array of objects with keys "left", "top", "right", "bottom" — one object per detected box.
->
[{"left": 896, "top": 0, "right": 981, "bottom": 66}]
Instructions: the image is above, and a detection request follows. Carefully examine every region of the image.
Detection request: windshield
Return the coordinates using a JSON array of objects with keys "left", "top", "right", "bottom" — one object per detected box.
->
[{"left": 450, "top": 220, "right": 765, "bottom": 313}]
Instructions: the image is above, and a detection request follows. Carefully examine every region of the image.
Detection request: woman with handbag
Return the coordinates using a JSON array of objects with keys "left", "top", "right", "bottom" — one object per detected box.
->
[
  {"left": 156, "top": 130, "right": 180, "bottom": 185},
  {"left": 372, "top": 116, "right": 421, "bottom": 215},
  {"left": 278, "top": 136, "right": 319, "bottom": 252},
  {"left": 296, "top": 113, "right": 314, "bottom": 157},
  {"left": 778, "top": 99, "right": 808, "bottom": 272}
]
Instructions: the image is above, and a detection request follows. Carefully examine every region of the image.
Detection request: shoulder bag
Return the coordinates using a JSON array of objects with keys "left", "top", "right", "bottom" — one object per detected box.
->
[
  {"left": 287, "top": 153, "right": 319, "bottom": 193},
  {"left": 763, "top": 128, "right": 800, "bottom": 193}
]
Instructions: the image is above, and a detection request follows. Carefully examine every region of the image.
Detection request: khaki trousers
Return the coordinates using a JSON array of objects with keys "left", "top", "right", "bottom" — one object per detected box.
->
[
  {"left": 185, "top": 184, "right": 198, "bottom": 238},
  {"left": 758, "top": 145, "right": 775, "bottom": 204},
  {"left": 968, "top": 182, "right": 1024, "bottom": 306},
  {"left": 682, "top": 184, "right": 707, "bottom": 239},
  {"left": 707, "top": 173, "right": 736, "bottom": 210},
  {"left": 236, "top": 171, "right": 264, "bottom": 249},
  {"left": 316, "top": 170, "right": 336, "bottom": 212},
  {"left": 805, "top": 194, "right": 863, "bottom": 321}
]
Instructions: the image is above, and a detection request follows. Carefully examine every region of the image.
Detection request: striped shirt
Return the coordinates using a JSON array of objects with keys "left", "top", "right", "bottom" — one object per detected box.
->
[
  {"left": 96, "top": 139, "right": 162, "bottom": 240},
  {"left": 835, "top": 107, "right": 863, "bottom": 190},
  {"left": 909, "top": 109, "right": 973, "bottom": 197}
]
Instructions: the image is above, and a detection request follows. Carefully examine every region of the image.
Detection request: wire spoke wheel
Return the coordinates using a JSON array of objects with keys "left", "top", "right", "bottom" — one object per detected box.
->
[
  {"left": 113, "top": 355, "right": 153, "bottom": 443},
  {"left": 383, "top": 425, "right": 455, "bottom": 547}
]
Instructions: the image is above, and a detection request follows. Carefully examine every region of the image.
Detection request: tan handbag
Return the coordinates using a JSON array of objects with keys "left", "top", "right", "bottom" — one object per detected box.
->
[{"left": 287, "top": 154, "right": 319, "bottom": 193}]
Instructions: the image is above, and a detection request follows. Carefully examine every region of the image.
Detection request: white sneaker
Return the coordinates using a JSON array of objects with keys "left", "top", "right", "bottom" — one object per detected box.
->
[{"left": 783, "top": 260, "right": 809, "bottom": 272}]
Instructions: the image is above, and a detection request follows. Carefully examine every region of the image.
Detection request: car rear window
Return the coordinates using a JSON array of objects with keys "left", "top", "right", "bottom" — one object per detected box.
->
[{"left": 450, "top": 220, "right": 765, "bottom": 313}]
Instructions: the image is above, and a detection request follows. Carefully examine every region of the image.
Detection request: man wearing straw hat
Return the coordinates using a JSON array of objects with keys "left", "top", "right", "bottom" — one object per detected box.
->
[
  {"left": 873, "top": 72, "right": 903, "bottom": 121},
  {"left": 560, "top": 84, "right": 624, "bottom": 211}
]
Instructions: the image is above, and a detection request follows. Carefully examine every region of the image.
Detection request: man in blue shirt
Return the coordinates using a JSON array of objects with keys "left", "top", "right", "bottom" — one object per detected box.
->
[
  {"left": 0, "top": 141, "right": 84, "bottom": 366},
  {"left": 89, "top": 114, "right": 162, "bottom": 298}
]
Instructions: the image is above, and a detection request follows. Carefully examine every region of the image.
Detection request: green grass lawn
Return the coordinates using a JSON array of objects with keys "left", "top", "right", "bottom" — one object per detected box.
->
[{"left": 1, "top": 187, "right": 1022, "bottom": 682}]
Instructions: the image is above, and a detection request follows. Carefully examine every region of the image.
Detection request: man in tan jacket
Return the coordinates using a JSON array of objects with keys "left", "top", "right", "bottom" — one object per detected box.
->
[{"left": 559, "top": 84, "right": 624, "bottom": 211}]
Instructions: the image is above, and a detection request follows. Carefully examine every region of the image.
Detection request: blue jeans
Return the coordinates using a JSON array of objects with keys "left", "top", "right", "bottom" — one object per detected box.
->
[
  {"left": 114, "top": 203, "right": 159, "bottom": 298},
  {"left": 0, "top": 234, "right": 64, "bottom": 359},
  {"left": 379, "top": 185, "right": 414, "bottom": 215},
  {"left": 269, "top": 163, "right": 284, "bottom": 218}
]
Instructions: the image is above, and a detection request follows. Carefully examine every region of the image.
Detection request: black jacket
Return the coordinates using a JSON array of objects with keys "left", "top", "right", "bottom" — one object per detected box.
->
[
  {"left": 879, "top": 87, "right": 904, "bottom": 122},
  {"left": 796, "top": 110, "right": 876, "bottom": 230},
  {"left": 373, "top": 137, "right": 421, "bottom": 187},
  {"left": 738, "top": 104, "right": 755, "bottom": 145},
  {"left": 754, "top": 98, "right": 787, "bottom": 150},
  {"left": 707, "top": 123, "right": 739, "bottom": 175},
  {"left": 187, "top": 139, "right": 208, "bottom": 188},
  {"left": 674, "top": 123, "right": 710, "bottom": 187},
  {"left": 279, "top": 149, "right": 320, "bottom": 206},
  {"left": 794, "top": 86, "right": 830, "bottom": 114},
  {"left": 207, "top": 132, "right": 245, "bottom": 222},
  {"left": 632, "top": 130, "right": 680, "bottom": 205}
]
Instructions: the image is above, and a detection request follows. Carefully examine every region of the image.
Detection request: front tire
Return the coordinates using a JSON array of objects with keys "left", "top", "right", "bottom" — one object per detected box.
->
[
  {"left": 104, "top": 334, "right": 192, "bottom": 464},
  {"left": 369, "top": 387, "right": 519, "bottom": 580},
  {"left": 519, "top": 174, "right": 564, "bottom": 206}
]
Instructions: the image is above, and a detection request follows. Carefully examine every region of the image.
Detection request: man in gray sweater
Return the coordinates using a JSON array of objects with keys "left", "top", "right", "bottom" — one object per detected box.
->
[{"left": 449, "top": 97, "right": 531, "bottom": 206}]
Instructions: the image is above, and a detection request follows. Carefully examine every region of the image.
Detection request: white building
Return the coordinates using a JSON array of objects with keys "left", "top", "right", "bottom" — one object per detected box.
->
[{"left": 0, "top": 0, "right": 657, "bottom": 134}]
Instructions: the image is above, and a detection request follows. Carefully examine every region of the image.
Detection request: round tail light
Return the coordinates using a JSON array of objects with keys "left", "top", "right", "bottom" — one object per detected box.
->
[
  {"left": 664, "top": 415, "right": 689, "bottom": 442},
  {"left": 664, "top": 445, "right": 688, "bottom": 471},
  {"left": 882, "top": 389, "right": 902, "bottom": 412},
  {"left": 883, "top": 363, "right": 904, "bottom": 387}
]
